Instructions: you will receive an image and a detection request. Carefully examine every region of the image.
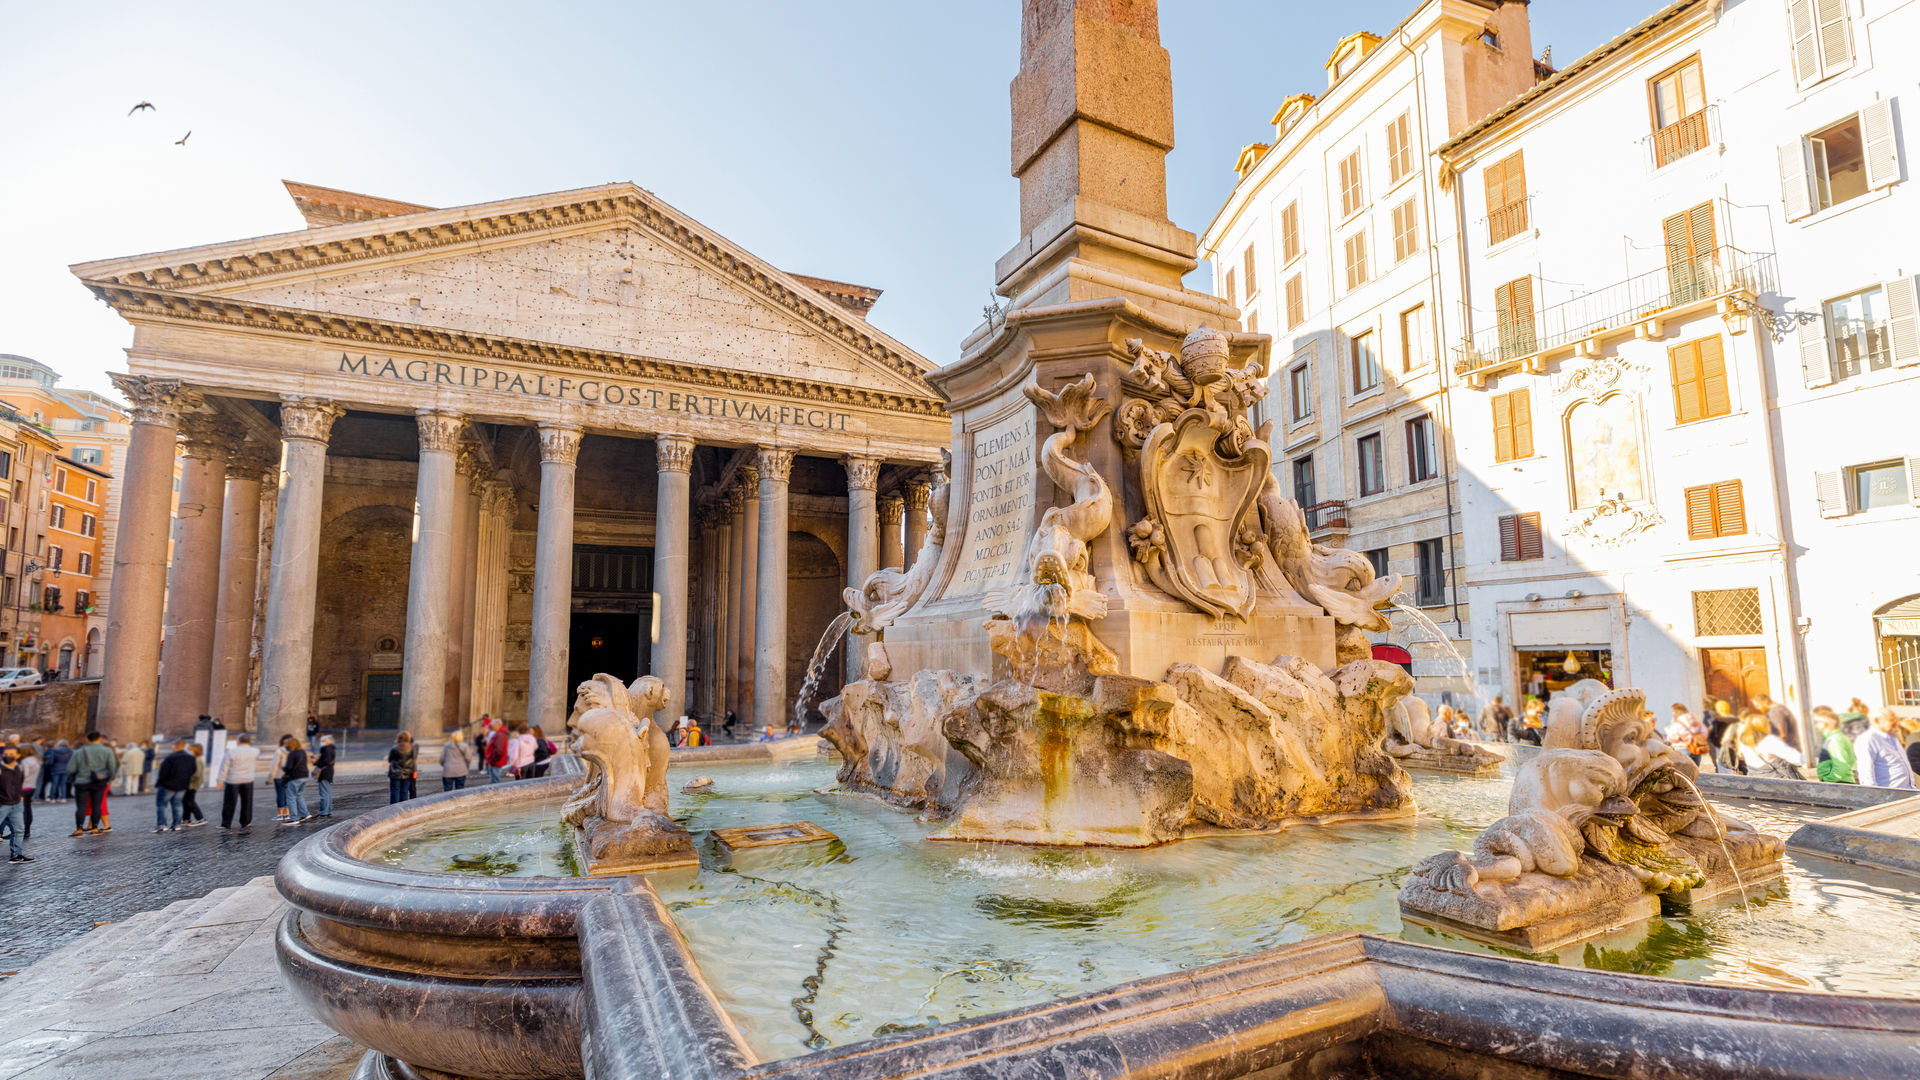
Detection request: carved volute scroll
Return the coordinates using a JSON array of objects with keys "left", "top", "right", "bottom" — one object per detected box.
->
[
  {"left": 878, "top": 495, "right": 905, "bottom": 527},
  {"left": 109, "top": 374, "right": 202, "bottom": 429},
  {"left": 536, "top": 421, "right": 583, "bottom": 465},
  {"left": 755, "top": 445, "right": 795, "bottom": 485},
  {"left": 176, "top": 415, "right": 240, "bottom": 463},
  {"left": 904, "top": 480, "right": 930, "bottom": 513},
  {"left": 278, "top": 397, "right": 344, "bottom": 444},
  {"left": 415, "top": 410, "right": 469, "bottom": 455},
  {"left": 655, "top": 436, "right": 695, "bottom": 475},
  {"left": 844, "top": 455, "right": 882, "bottom": 492}
]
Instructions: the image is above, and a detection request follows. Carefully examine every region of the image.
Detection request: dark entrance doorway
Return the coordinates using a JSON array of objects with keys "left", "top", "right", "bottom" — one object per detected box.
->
[
  {"left": 569, "top": 613, "right": 645, "bottom": 693},
  {"left": 1701, "top": 647, "right": 1768, "bottom": 715},
  {"left": 364, "top": 672, "right": 402, "bottom": 728}
]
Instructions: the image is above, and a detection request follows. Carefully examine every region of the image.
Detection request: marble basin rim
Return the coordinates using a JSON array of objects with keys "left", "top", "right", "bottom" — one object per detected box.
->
[{"left": 275, "top": 775, "right": 615, "bottom": 1080}]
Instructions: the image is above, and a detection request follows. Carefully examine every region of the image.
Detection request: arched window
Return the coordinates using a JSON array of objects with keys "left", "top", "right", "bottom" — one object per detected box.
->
[{"left": 1876, "top": 595, "right": 1920, "bottom": 707}]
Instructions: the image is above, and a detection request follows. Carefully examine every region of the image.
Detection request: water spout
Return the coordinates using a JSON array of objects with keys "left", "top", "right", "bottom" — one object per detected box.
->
[
  {"left": 793, "top": 610, "right": 856, "bottom": 734},
  {"left": 1671, "top": 770, "right": 1755, "bottom": 925},
  {"left": 1389, "top": 596, "right": 1487, "bottom": 722}
]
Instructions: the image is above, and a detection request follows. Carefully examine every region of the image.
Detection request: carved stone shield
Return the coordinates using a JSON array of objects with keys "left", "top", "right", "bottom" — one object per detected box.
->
[{"left": 1139, "top": 409, "right": 1271, "bottom": 620}]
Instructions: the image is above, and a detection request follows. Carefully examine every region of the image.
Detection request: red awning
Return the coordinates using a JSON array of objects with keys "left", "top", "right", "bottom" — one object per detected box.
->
[{"left": 1372, "top": 645, "right": 1413, "bottom": 664}]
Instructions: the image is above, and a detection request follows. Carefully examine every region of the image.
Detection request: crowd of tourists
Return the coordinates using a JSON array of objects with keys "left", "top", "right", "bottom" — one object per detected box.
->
[{"left": 1462, "top": 692, "right": 1918, "bottom": 790}]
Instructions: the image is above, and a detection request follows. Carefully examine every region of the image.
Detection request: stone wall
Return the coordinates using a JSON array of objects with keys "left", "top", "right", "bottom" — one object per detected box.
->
[{"left": 0, "top": 680, "right": 100, "bottom": 744}]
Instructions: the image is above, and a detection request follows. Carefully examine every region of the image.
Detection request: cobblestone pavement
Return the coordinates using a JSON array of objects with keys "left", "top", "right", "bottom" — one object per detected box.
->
[{"left": 0, "top": 771, "right": 411, "bottom": 976}]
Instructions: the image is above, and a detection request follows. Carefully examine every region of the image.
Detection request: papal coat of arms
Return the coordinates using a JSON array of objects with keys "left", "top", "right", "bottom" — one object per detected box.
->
[{"left": 1118, "top": 327, "right": 1272, "bottom": 621}]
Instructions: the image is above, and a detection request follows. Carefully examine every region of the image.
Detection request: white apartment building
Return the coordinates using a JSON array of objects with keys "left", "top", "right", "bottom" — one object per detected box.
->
[
  {"left": 1436, "top": 0, "right": 1919, "bottom": 740},
  {"left": 1199, "top": 0, "right": 1539, "bottom": 707}
]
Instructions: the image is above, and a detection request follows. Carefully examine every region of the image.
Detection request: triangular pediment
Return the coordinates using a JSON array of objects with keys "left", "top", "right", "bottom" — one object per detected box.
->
[{"left": 72, "top": 183, "right": 937, "bottom": 399}]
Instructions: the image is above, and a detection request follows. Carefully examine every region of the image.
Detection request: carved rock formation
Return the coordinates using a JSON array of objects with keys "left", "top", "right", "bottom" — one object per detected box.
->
[{"left": 561, "top": 673, "right": 693, "bottom": 873}]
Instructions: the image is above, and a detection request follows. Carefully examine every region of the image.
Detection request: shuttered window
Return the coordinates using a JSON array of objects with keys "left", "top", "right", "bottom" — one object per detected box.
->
[
  {"left": 1498, "top": 512, "right": 1543, "bottom": 561},
  {"left": 1484, "top": 151, "right": 1528, "bottom": 244},
  {"left": 1344, "top": 231, "right": 1370, "bottom": 290},
  {"left": 1492, "top": 387, "right": 1533, "bottom": 463},
  {"left": 1392, "top": 197, "right": 1420, "bottom": 262},
  {"left": 1494, "top": 276, "right": 1536, "bottom": 359},
  {"left": 1243, "top": 243, "right": 1258, "bottom": 297},
  {"left": 1788, "top": 0, "right": 1852, "bottom": 86},
  {"left": 1386, "top": 111, "right": 1413, "bottom": 183},
  {"left": 1224, "top": 268, "right": 1237, "bottom": 307},
  {"left": 1670, "top": 336, "right": 1731, "bottom": 424},
  {"left": 1285, "top": 273, "right": 1306, "bottom": 329},
  {"left": 1663, "top": 201, "right": 1717, "bottom": 305},
  {"left": 1684, "top": 480, "right": 1747, "bottom": 539},
  {"left": 1339, "top": 150, "right": 1365, "bottom": 217},
  {"left": 1281, "top": 201, "right": 1301, "bottom": 262}
]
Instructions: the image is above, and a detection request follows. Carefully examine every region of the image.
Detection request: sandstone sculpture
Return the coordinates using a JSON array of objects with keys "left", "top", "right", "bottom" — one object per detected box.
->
[
  {"left": 819, "top": 326, "right": 1428, "bottom": 847},
  {"left": 846, "top": 450, "right": 951, "bottom": 636},
  {"left": 1400, "top": 686, "right": 1784, "bottom": 950},
  {"left": 561, "top": 674, "right": 694, "bottom": 874},
  {"left": 1382, "top": 695, "right": 1503, "bottom": 775}
]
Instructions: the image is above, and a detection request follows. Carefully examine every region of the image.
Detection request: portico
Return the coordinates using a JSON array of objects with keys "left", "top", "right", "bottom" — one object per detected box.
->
[{"left": 77, "top": 181, "right": 947, "bottom": 742}]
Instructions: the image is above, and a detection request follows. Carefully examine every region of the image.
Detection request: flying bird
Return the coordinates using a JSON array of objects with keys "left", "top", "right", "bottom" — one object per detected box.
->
[
  {"left": 127, "top": 101, "right": 155, "bottom": 115},
  {"left": 174, "top": 131, "right": 191, "bottom": 146}
]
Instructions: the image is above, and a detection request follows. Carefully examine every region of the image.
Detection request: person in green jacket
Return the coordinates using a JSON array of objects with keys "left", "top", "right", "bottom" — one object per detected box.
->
[
  {"left": 1815, "top": 706, "right": 1857, "bottom": 784},
  {"left": 67, "top": 731, "right": 117, "bottom": 835}
]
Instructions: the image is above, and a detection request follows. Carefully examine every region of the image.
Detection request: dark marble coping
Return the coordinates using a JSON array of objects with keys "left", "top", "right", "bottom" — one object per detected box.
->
[
  {"left": 576, "top": 876, "right": 1920, "bottom": 1080},
  {"left": 1788, "top": 797, "right": 1920, "bottom": 878},
  {"left": 277, "top": 775, "right": 624, "bottom": 937},
  {"left": 1695, "top": 771, "right": 1919, "bottom": 810}
]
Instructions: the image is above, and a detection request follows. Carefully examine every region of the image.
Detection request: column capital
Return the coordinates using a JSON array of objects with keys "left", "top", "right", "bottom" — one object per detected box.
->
[
  {"left": 224, "top": 440, "right": 278, "bottom": 481},
  {"left": 726, "top": 483, "right": 750, "bottom": 514},
  {"left": 278, "top": 396, "right": 343, "bottom": 444},
  {"left": 755, "top": 445, "right": 795, "bottom": 484},
  {"left": 904, "top": 478, "right": 931, "bottom": 512},
  {"left": 844, "top": 455, "right": 882, "bottom": 492},
  {"left": 416, "top": 409, "right": 469, "bottom": 455},
  {"left": 536, "top": 421, "right": 583, "bottom": 464},
  {"left": 176, "top": 415, "right": 243, "bottom": 462},
  {"left": 483, "top": 481, "right": 518, "bottom": 518},
  {"left": 656, "top": 435, "right": 696, "bottom": 475},
  {"left": 878, "top": 494, "right": 906, "bottom": 526},
  {"left": 109, "top": 374, "right": 202, "bottom": 427}
]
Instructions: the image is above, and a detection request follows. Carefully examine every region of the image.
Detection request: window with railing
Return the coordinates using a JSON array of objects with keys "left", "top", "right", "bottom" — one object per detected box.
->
[
  {"left": 1494, "top": 276, "right": 1537, "bottom": 360},
  {"left": 1649, "top": 56, "right": 1708, "bottom": 168},
  {"left": 1484, "top": 150, "right": 1528, "bottom": 244},
  {"left": 1293, "top": 456, "right": 1316, "bottom": 507}
]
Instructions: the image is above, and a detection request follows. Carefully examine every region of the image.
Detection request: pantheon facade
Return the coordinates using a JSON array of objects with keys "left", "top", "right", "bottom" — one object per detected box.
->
[{"left": 73, "top": 181, "right": 948, "bottom": 743}]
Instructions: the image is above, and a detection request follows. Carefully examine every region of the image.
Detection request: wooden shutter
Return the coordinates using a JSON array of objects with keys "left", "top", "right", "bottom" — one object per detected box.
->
[
  {"left": 1788, "top": 0, "right": 1820, "bottom": 83},
  {"left": 1665, "top": 202, "right": 1716, "bottom": 303},
  {"left": 1714, "top": 480, "right": 1746, "bottom": 536},
  {"left": 1496, "top": 277, "right": 1536, "bottom": 358},
  {"left": 1286, "top": 274, "right": 1305, "bottom": 328},
  {"left": 1670, "top": 340, "right": 1702, "bottom": 424},
  {"left": 1815, "top": 0, "right": 1851, "bottom": 77},
  {"left": 1281, "top": 202, "right": 1300, "bottom": 262},
  {"left": 1815, "top": 469, "right": 1847, "bottom": 517},
  {"left": 1907, "top": 456, "right": 1920, "bottom": 508},
  {"left": 1244, "top": 244, "right": 1258, "bottom": 297},
  {"left": 1499, "top": 514, "right": 1521, "bottom": 561},
  {"left": 1779, "top": 140, "right": 1813, "bottom": 221},
  {"left": 1492, "top": 393, "right": 1513, "bottom": 462},
  {"left": 1685, "top": 484, "right": 1715, "bottom": 539},
  {"left": 1519, "top": 513, "right": 1543, "bottom": 560},
  {"left": 1224, "top": 268, "right": 1236, "bottom": 307},
  {"left": 1863, "top": 99, "right": 1901, "bottom": 190},
  {"left": 1886, "top": 275, "right": 1920, "bottom": 367},
  {"left": 1798, "top": 313, "right": 1832, "bottom": 388},
  {"left": 1483, "top": 157, "right": 1507, "bottom": 220},
  {"left": 1511, "top": 388, "right": 1534, "bottom": 458},
  {"left": 1697, "top": 336, "right": 1730, "bottom": 417}
]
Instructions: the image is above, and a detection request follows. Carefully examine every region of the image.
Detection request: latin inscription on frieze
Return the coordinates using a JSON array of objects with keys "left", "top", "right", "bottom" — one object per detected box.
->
[
  {"left": 337, "top": 354, "right": 852, "bottom": 431},
  {"left": 950, "top": 412, "right": 1035, "bottom": 596}
]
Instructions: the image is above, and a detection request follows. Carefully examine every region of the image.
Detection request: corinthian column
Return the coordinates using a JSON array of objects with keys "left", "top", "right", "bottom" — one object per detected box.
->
[
  {"left": 527, "top": 422, "right": 582, "bottom": 731},
  {"left": 470, "top": 482, "right": 514, "bottom": 720},
  {"left": 445, "top": 448, "right": 482, "bottom": 731},
  {"left": 722, "top": 485, "right": 746, "bottom": 721},
  {"left": 154, "top": 415, "right": 235, "bottom": 735},
  {"left": 398, "top": 410, "right": 467, "bottom": 741},
  {"left": 207, "top": 443, "right": 274, "bottom": 733},
  {"left": 256, "top": 396, "right": 343, "bottom": 744},
  {"left": 903, "top": 477, "right": 931, "bottom": 572},
  {"left": 879, "top": 494, "right": 905, "bottom": 570},
  {"left": 733, "top": 467, "right": 760, "bottom": 720},
  {"left": 843, "top": 456, "right": 881, "bottom": 684},
  {"left": 694, "top": 504, "right": 723, "bottom": 723},
  {"left": 650, "top": 435, "right": 694, "bottom": 724},
  {"left": 97, "top": 375, "right": 200, "bottom": 742},
  {"left": 753, "top": 447, "right": 794, "bottom": 735}
]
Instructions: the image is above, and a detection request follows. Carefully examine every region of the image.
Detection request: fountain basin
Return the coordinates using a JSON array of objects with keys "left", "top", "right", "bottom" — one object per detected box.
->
[{"left": 279, "top": 758, "right": 1920, "bottom": 1078}]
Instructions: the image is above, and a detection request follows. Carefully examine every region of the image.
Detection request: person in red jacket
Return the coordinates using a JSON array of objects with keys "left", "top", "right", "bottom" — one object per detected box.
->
[{"left": 483, "top": 720, "right": 511, "bottom": 784}]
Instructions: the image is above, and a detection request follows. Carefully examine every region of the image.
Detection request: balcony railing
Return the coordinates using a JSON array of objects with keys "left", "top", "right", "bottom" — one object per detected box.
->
[
  {"left": 1645, "top": 105, "right": 1717, "bottom": 170},
  {"left": 1303, "top": 500, "right": 1348, "bottom": 535},
  {"left": 1455, "top": 245, "right": 1776, "bottom": 377}
]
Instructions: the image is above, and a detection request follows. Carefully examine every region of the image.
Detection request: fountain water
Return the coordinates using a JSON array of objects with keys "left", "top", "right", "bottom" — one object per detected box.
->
[
  {"left": 793, "top": 610, "right": 855, "bottom": 733},
  {"left": 1388, "top": 596, "right": 1488, "bottom": 725}
]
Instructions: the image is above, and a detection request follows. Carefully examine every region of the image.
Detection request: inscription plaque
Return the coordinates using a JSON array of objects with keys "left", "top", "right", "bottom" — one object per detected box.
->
[{"left": 949, "top": 411, "right": 1036, "bottom": 596}]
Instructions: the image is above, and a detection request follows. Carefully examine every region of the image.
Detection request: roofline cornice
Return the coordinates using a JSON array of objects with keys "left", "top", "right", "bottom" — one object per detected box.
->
[
  {"left": 83, "top": 284, "right": 950, "bottom": 420},
  {"left": 68, "top": 183, "right": 936, "bottom": 389}
]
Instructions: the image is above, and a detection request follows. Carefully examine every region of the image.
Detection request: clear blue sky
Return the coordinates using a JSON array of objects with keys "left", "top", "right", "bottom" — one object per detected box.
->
[{"left": 0, "top": 1, "right": 1651, "bottom": 398}]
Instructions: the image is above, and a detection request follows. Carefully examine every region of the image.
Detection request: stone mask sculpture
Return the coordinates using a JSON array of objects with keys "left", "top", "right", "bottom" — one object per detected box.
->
[{"left": 846, "top": 450, "right": 951, "bottom": 636}]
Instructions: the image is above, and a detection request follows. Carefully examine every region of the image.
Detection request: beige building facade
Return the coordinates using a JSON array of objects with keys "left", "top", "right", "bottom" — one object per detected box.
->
[{"left": 75, "top": 180, "right": 947, "bottom": 743}]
